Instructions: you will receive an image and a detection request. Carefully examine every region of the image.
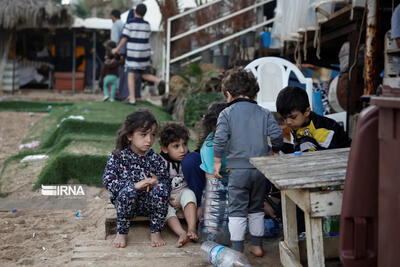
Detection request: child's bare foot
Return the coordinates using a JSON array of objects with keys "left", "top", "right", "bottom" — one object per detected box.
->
[
  {"left": 150, "top": 233, "right": 166, "bottom": 247},
  {"left": 249, "top": 245, "right": 264, "bottom": 257},
  {"left": 176, "top": 232, "right": 189, "bottom": 248},
  {"left": 187, "top": 228, "right": 198, "bottom": 241},
  {"left": 112, "top": 233, "right": 127, "bottom": 248}
]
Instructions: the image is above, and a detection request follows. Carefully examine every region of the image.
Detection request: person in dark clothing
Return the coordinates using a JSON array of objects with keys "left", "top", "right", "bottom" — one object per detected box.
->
[
  {"left": 276, "top": 86, "right": 351, "bottom": 152},
  {"left": 99, "top": 45, "right": 124, "bottom": 102}
]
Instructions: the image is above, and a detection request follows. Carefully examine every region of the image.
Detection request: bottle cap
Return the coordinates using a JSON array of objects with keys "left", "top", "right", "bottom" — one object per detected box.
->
[{"left": 294, "top": 151, "right": 302, "bottom": 156}]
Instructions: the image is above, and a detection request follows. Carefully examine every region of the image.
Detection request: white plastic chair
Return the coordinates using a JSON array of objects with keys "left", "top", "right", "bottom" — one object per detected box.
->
[
  {"left": 245, "top": 56, "right": 347, "bottom": 130},
  {"left": 245, "top": 56, "right": 313, "bottom": 112}
]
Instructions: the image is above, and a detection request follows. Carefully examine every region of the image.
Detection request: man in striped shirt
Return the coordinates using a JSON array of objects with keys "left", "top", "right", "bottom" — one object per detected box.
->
[{"left": 112, "top": 4, "right": 164, "bottom": 104}]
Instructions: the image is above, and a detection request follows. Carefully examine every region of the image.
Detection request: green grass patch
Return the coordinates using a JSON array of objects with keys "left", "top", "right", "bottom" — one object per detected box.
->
[
  {"left": 0, "top": 100, "right": 72, "bottom": 113},
  {"left": 34, "top": 153, "right": 107, "bottom": 189},
  {"left": 0, "top": 100, "right": 173, "bottom": 193}
]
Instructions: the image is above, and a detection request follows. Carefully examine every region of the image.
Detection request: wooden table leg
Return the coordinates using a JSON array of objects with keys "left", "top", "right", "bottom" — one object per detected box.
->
[
  {"left": 304, "top": 211, "right": 325, "bottom": 267},
  {"left": 280, "top": 190, "right": 301, "bottom": 266}
]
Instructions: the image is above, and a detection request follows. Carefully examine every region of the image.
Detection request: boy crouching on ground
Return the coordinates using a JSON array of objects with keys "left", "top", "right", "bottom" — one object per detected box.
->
[{"left": 159, "top": 122, "right": 199, "bottom": 247}]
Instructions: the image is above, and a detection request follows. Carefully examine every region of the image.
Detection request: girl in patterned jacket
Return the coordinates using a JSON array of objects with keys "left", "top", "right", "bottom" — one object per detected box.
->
[{"left": 103, "top": 109, "right": 170, "bottom": 248}]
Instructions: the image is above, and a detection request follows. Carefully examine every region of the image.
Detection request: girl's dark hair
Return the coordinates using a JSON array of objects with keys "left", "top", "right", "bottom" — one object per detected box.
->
[
  {"left": 159, "top": 122, "right": 189, "bottom": 148},
  {"left": 114, "top": 109, "right": 157, "bottom": 154},
  {"left": 221, "top": 67, "right": 259, "bottom": 99},
  {"left": 196, "top": 101, "right": 228, "bottom": 150}
]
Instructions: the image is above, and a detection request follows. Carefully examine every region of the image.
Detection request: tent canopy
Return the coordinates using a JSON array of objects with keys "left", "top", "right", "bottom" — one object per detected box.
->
[{"left": 0, "top": 0, "right": 73, "bottom": 30}]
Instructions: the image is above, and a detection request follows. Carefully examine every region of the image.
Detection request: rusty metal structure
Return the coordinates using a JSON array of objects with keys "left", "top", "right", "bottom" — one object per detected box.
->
[{"left": 364, "top": 0, "right": 380, "bottom": 95}]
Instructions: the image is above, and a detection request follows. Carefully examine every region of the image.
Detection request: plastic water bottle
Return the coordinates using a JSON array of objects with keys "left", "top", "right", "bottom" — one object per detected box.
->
[
  {"left": 198, "top": 178, "right": 230, "bottom": 245},
  {"left": 200, "top": 241, "right": 253, "bottom": 267}
]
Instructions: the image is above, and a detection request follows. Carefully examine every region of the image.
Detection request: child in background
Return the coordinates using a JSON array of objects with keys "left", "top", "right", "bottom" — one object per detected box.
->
[
  {"left": 276, "top": 86, "right": 351, "bottom": 152},
  {"left": 159, "top": 122, "right": 199, "bottom": 247},
  {"left": 199, "top": 102, "right": 229, "bottom": 182},
  {"left": 213, "top": 68, "right": 283, "bottom": 256},
  {"left": 103, "top": 109, "right": 170, "bottom": 248},
  {"left": 197, "top": 101, "right": 229, "bottom": 243},
  {"left": 99, "top": 42, "right": 124, "bottom": 102}
]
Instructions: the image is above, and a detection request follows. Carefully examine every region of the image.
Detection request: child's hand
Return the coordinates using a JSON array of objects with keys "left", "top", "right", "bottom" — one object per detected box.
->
[
  {"left": 169, "top": 198, "right": 180, "bottom": 209},
  {"left": 134, "top": 179, "right": 151, "bottom": 191},
  {"left": 213, "top": 160, "right": 222, "bottom": 179},
  {"left": 148, "top": 173, "right": 158, "bottom": 185},
  {"left": 140, "top": 174, "right": 158, "bottom": 192},
  {"left": 264, "top": 201, "right": 276, "bottom": 219}
]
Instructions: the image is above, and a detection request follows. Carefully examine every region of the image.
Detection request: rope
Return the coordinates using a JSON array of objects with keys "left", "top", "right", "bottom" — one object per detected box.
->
[
  {"left": 303, "top": 30, "right": 308, "bottom": 61},
  {"left": 314, "top": 28, "right": 321, "bottom": 60},
  {"left": 295, "top": 39, "right": 302, "bottom": 66}
]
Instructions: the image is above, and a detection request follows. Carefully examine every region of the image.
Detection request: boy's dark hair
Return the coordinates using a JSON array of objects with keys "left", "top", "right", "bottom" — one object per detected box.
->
[
  {"left": 159, "top": 122, "right": 189, "bottom": 148},
  {"left": 221, "top": 67, "right": 259, "bottom": 99},
  {"left": 276, "top": 86, "right": 310, "bottom": 117},
  {"left": 135, "top": 4, "right": 147, "bottom": 17},
  {"left": 114, "top": 109, "right": 157, "bottom": 154},
  {"left": 197, "top": 101, "right": 228, "bottom": 150},
  {"left": 110, "top": 9, "right": 121, "bottom": 19}
]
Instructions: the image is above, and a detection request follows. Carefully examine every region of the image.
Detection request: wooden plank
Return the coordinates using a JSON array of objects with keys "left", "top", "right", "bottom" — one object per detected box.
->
[
  {"left": 105, "top": 202, "right": 185, "bottom": 238},
  {"left": 285, "top": 189, "right": 310, "bottom": 214},
  {"left": 277, "top": 175, "right": 345, "bottom": 190},
  {"left": 262, "top": 165, "right": 347, "bottom": 182},
  {"left": 256, "top": 159, "right": 348, "bottom": 180},
  {"left": 281, "top": 191, "right": 300, "bottom": 260},
  {"left": 251, "top": 147, "right": 349, "bottom": 164},
  {"left": 279, "top": 241, "right": 303, "bottom": 267},
  {"left": 275, "top": 170, "right": 346, "bottom": 190},
  {"left": 304, "top": 212, "right": 325, "bottom": 267},
  {"left": 310, "top": 190, "right": 343, "bottom": 217},
  {"left": 250, "top": 148, "right": 350, "bottom": 190},
  {"left": 261, "top": 156, "right": 349, "bottom": 171}
]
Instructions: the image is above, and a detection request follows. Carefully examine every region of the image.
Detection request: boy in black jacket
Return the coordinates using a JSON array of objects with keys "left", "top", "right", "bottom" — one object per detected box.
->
[{"left": 276, "top": 86, "right": 351, "bottom": 152}]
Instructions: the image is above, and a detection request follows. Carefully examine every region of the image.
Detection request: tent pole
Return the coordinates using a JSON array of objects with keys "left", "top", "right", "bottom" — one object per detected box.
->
[
  {"left": 92, "top": 31, "right": 96, "bottom": 94},
  {"left": 72, "top": 30, "right": 76, "bottom": 94},
  {"left": 12, "top": 33, "right": 16, "bottom": 94}
]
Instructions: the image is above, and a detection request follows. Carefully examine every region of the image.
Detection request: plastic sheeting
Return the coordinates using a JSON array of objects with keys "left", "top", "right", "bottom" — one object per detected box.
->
[{"left": 270, "top": 0, "right": 336, "bottom": 48}]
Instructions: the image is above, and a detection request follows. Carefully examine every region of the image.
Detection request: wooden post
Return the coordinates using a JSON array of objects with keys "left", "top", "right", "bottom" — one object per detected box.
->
[
  {"left": 12, "top": 33, "right": 16, "bottom": 94},
  {"left": 72, "top": 30, "right": 76, "bottom": 94},
  {"left": 304, "top": 212, "right": 325, "bottom": 266},
  {"left": 92, "top": 31, "right": 96, "bottom": 94},
  {"left": 281, "top": 191, "right": 300, "bottom": 259},
  {"left": 364, "top": 0, "right": 380, "bottom": 95}
]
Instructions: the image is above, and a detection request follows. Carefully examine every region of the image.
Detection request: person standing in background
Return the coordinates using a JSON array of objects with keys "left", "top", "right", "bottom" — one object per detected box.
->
[
  {"left": 112, "top": 4, "right": 164, "bottom": 105},
  {"left": 110, "top": 9, "right": 124, "bottom": 43}
]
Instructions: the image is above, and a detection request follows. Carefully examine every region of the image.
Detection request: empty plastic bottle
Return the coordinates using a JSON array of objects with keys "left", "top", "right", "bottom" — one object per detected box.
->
[
  {"left": 200, "top": 241, "right": 253, "bottom": 267},
  {"left": 198, "top": 178, "right": 230, "bottom": 245}
]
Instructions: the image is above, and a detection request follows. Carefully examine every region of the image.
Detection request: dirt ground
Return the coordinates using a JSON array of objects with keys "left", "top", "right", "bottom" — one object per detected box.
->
[{"left": 0, "top": 90, "right": 282, "bottom": 267}]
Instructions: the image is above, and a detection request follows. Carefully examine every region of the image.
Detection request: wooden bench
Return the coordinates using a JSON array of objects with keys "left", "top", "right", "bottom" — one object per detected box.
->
[
  {"left": 250, "top": 147, "right": 349, "bottom": 267},
  {"left": 105, "top": 201, "right": 184, "bottom": 239}
]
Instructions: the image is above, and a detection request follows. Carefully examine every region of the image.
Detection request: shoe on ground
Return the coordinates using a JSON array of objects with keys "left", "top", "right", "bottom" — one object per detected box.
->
[
  {"left": 157, "top": 81, "right": 166, "bottom": 95},
  {"left": 110, "top": 98, "right": 115, "bottom": 102}
]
